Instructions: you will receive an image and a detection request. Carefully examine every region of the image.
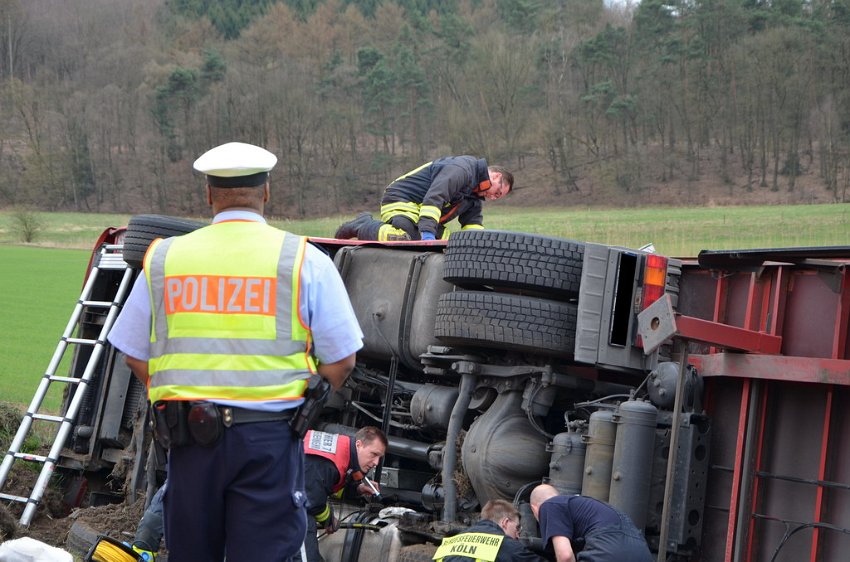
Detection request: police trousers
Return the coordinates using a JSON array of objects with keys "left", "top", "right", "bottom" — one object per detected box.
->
[{"left": 164, "top": 420, "right": 306, "bottom": 562}]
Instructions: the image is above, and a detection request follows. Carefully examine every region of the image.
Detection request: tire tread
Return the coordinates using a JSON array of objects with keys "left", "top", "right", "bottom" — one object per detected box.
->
[
  {"left": 435, "top": 290, "right": 577, "bottom": 356},
  {"left": 444, "top": 230, "right": 584, "bottom": 298}
]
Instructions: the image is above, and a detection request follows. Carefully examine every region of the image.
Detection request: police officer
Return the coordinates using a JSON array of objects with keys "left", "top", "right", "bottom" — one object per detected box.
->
[
  {"left": 434, "top": 499, "right": 545, "bottom": 562},
  {"left": 302, "top": 427, "right": 387, "bottom": 562},
  {"left": 529, "top": 484, "right": 653, "bottom": 562},
  {"left": 108, "top": 142, "right": 364, "bottom": 562},
  {"left": 334, "top": 156, "right": 512, "bottom": 241}
]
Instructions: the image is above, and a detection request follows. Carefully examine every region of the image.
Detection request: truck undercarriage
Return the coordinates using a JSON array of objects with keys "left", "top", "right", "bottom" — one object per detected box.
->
[{"left": 2, "top": 216, "right": 849, "bottom": 562}]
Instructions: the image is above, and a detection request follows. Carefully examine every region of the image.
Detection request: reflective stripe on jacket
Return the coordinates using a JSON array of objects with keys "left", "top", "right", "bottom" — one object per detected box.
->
[
  {"left": 380, "top": 156, "right": 489, "bottom": 235},
  {"left": 144, "top": 220, "right": 315, "bottom": 403}
]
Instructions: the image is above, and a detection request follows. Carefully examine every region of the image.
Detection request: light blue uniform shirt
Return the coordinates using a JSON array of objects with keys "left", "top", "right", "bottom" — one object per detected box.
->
[{"left": 107, "top": 210, "right": 364, "bottom": 411}]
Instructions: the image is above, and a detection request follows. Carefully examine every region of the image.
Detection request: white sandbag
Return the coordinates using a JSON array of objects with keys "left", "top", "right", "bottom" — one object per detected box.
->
[{"left": 0, "top": 537, "right": 73, "bottom": 562}]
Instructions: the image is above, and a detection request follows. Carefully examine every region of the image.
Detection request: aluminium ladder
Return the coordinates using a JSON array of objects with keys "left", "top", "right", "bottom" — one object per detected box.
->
[{"left": 0, "top": 243, "right": 135, "bottom": 526}]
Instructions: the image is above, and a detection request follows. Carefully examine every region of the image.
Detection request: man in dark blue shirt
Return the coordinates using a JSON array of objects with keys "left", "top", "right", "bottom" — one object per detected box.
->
[{"left": 530, "top": 484, "right": 653, "bottom": 562}]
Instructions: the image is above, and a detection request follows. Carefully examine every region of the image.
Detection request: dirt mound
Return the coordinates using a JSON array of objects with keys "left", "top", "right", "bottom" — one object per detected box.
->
[
  {"left": 0, "top": 487, "right": 147, "bottom": 553},
  {"left": 0, "top": 401, "right": 147, "bottom": 551}
]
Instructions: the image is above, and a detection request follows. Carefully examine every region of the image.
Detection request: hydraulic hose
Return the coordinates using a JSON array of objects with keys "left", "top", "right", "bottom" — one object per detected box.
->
[
  {"left": 341, "top": 510, "right": 373, "bottom": 562},
  {"left": 441, "top": 373, "right": 475, "bottom": 524}
]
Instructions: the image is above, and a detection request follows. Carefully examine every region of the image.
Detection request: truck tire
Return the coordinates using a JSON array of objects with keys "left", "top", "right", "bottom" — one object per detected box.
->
[
  {"left": 435, "top": 291, "right": 577, "bottom": 356},
  {"left": 66, "top": 519, "right": 100, "bottom": 557},
  {"left": 398, "top": 543, "right": 437, "bottom": 561},
  {"left": 122, "top": 214, "right": 206, "bottom": 269},
  {"left": 444, "top": 230, "right": 584, "bottom": 299}
]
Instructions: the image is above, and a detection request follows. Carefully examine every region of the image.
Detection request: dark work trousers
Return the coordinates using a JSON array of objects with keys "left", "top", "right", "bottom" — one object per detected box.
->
[
  {"left": 134, "top": 482, "right": 166, "bottom": 551},
  {"left": 304, "top": 516, "right": 324, "bottom": 562},
  {"left": 164, "top": 420, "right": 307, "bottom": 562},
  {"left": 579, "top": 511, "right": 653, "bottom": 562}
]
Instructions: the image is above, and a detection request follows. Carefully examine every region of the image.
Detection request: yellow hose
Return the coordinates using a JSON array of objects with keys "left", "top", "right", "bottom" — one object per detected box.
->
[{"left": 87, "top": 536, "right": 140, "bottom": 562}]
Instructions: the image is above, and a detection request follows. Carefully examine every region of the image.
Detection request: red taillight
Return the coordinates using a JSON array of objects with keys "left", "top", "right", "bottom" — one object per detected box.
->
[
  {"left": 641, "top": 254, "right": 668, "bottom": 311},
  {"left": 635, "top": 254, "right": 667, "bottom": 349}
]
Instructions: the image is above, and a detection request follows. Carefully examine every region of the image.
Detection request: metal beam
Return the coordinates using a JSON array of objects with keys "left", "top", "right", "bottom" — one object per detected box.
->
[
  {"left": 637, "top": 295, "right": 782, "bottom": 355},
  {"left": 690, "top": 354, "right": 850, "bottom": 386},
  {"left": 676, "top": 316, "right": 782, "bottom": 355}
]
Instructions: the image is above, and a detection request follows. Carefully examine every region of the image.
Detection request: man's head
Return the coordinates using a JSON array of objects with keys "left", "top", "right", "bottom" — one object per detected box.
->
[
  {"left": 529, "top": 483, "right": 560, "bottom": 521},
  {"left": 484, "top": 166, "right": 513, "bottom": 201},
  {"left": 193, "top": 142, "right": 277, "bottom": 213},
  {"left": 354, "top": 426, "right": 388, "bottom": 474},
  {"left": 481, "top": 499, "right": 522, "bottom": 539}
]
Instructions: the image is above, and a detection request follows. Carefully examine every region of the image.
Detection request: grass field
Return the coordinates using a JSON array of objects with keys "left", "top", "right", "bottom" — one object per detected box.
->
[
  {"left": 1, "top": 203, "right": 849, "bottom": 410},
  {"left": 2, "top": 204, "right": 849, "bottom": 255},
  {"left": 1, "top": 246, "right": 91, "bottom": 410},
  {"left": 482, "top": 204, "right": 850, "bottom": 257}
]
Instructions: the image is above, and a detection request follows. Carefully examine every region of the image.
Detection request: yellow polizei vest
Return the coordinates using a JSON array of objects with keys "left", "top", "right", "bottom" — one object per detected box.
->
[
  {"left": 144, "top": 220, "right": 315, "bottom": 403},
  {"left": 433, "top": 532, "right": 504, "bottom": 562}
]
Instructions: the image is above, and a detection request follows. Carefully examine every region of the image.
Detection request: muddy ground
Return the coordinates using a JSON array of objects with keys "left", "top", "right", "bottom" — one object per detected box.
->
[
  {"left": 0, "top": 472, "right": 148, "bottom": 558},
  {"left": 0, "top": 402, "right": 149, "bottom": 556},
  {"left": 0, "top": 495, "right": 146, "bottom": 552}
]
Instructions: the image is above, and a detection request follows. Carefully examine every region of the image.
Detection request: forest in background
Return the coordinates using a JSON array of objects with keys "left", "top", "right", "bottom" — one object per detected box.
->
[{"left": 1, "top": 0, "right": 850, "bottom": 219}]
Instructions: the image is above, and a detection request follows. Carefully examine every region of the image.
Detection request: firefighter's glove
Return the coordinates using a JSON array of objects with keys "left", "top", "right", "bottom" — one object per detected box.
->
[
  {"left": 132, "top": 544, "right": 158, "bottom": 561},
  {"left": 316, "top": 505, "right": 340, "bottom": 534},
  {"left": 420, "top": 231, "right": 436, "bottom": 241},
  {"left": 326, "top": 513, "right": 341, "bottom": 534}
]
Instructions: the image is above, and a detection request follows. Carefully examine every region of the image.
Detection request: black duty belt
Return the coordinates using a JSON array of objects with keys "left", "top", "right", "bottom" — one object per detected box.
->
[{"left": 218, "top": 405, "right": 296, "bottom": 427}]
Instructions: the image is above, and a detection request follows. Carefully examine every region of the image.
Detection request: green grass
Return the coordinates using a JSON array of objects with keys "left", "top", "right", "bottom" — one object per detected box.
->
[
  {"left": 481, "top": 203, "right": 850, "bottom": 257},
  {"left": 1, "top": 203, "right": 849, "bottom": 409},
  {"left": 0, "top": 246, "right": 91, "bottom": 410},
  {"left": 2, "top": 204, "right": 849, "bottom": 256},
  {"left": 0, "top": 211, "right": 133, "bottom": 249}
]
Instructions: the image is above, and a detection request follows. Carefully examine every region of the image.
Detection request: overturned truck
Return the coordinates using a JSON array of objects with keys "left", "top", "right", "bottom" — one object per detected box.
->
[{"left": 2, "top": 215, "right": 849, "bottom": 562}]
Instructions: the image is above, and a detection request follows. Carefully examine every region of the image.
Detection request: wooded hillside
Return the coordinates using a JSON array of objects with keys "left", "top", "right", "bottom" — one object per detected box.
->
[{"left": 1, "top": 0, "right": 848, "bottom": 218}]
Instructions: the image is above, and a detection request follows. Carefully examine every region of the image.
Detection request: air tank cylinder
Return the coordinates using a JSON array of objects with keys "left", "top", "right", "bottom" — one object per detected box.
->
[
  {"left": 547, "top": 423, "right": 587, "bottom": 495},
  {"left": 581, "top": 409, "right": 616, "bottom": 501},
  {"left": 608, "top": 399, "right": 658, "bottom": 531}
]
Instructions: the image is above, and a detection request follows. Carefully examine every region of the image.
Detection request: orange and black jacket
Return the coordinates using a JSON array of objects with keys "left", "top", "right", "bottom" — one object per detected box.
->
[
  {"left": 380, "top": 156, "right": 490, "bottom": 236},
  {"left": 304, "top": 435, "right": 361, "bottom": 522}
]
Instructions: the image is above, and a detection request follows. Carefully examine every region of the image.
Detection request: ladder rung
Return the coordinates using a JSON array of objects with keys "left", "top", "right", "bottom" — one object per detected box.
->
[
  {"left": 0, "top": 253, "right": 136, "bottom": 527},
  {"left": 98, "top": 253, "right": 129, "bottom": 270},
  {"left": 31, "top": 413, "right": 64, "bottom": 423},
  {"left": 64, "top": 337, "right": 98, "bottom": 345},
  {"left": 48, "top": 375, "right": 83, "bottom": 384},
  {"left": 0, "top": 492, "right": 30, "bottom": 504},
  {"left": 81, "top": 300, "right": 114, "bottom": 308},
  {"left": 13, "top": 452, "right": 48, "bottom": 463}
]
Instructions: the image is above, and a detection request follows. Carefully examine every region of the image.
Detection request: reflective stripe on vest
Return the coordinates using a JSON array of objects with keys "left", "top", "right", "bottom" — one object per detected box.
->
[
  {"left": 144, "top": 221, "right": 315, "bottom": 403},
  {"left": 304, "top": 430, "right": 352, "bottom": 492},
  {"left": 433, "top": 532, "right": 504, "bottom": 561},
  {"left": 380, "top": 201, "right": 421, "bottom": 224}
]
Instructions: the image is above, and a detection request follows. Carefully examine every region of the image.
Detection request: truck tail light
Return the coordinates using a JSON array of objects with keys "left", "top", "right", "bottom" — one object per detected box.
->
[
  {"left": 641, "top": 254, "right": 668, "bottom": 311},
  {"left": 635, "top": 254, "right": 667, "bottom": 350}
]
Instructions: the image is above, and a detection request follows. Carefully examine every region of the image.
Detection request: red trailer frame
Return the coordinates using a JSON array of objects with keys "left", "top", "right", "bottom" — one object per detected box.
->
[{"left": 674, "top": 249, "right": 850, "bottom": 562}]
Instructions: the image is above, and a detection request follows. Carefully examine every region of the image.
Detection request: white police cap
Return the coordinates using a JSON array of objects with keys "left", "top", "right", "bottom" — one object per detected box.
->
[{"left": 193, "top": 142, "right": 277, "bottom": 187}]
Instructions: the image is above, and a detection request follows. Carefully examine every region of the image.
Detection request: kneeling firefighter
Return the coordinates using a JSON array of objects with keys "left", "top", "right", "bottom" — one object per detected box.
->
[
  {"left": 303, "top": 426, "right": 388, "bottom": 562},
  {"left": 334, "top": 156, "right": 512, "bottom": 241}
]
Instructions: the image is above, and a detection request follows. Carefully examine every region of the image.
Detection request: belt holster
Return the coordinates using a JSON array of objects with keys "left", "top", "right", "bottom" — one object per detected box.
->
[
  {"left": 187, "top": 402, "right": 223, "bottom": 446},
  {"left": 151, "top": 401, "right": 191, "bottom": 449},
  {"left": 290, "top": 376, "right": 332, "bottom": 439}
]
